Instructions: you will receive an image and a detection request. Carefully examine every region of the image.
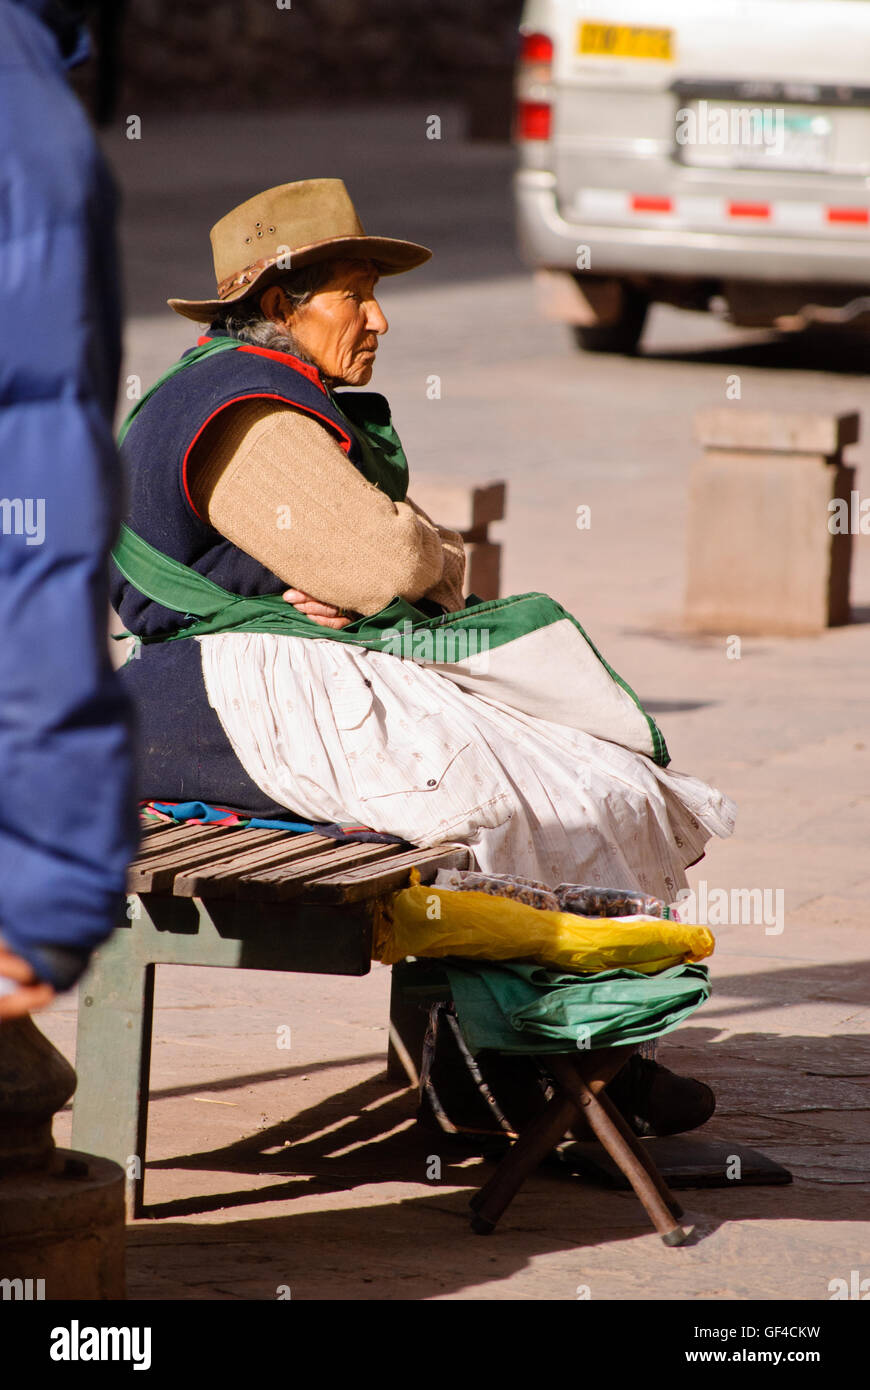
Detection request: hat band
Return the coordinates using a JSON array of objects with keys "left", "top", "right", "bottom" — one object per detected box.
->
[{"left": 216, "top": 255, "right": 283, "bottom": 301}]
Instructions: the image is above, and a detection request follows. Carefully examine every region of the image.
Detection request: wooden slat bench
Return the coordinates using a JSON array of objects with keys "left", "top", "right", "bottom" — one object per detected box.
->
[{"left": 70, "top": 820, "right": 471, "bottom": 1216}]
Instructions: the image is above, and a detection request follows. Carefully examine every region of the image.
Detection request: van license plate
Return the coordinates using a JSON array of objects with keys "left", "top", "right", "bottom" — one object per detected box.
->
[
  {"left": 679, "top": 106, "right": 833, "bottom": 173},
  {"left": 577, "top": 21, "right": 674, "bottom": 61}
]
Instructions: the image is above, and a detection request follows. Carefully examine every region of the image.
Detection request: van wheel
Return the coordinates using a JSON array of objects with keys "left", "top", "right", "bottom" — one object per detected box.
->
[{"left": 572, "top": 288, "right": 649, "bottom": 354}]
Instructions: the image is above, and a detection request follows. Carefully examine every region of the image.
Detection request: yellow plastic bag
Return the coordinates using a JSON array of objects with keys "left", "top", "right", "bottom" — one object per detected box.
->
[{"left": 373, "top": 874, "right": 714, "bottom": 976}]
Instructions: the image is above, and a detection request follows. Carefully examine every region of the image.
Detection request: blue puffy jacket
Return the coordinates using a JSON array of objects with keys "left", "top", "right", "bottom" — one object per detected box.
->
[{"left": 0, "top": 0, "right": 138, "bottom": 990}]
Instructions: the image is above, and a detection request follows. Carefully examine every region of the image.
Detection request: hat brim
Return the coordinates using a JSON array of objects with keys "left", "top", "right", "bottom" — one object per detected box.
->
[{"left": 167, "top": 235, "right": 431, "bottom": 322}]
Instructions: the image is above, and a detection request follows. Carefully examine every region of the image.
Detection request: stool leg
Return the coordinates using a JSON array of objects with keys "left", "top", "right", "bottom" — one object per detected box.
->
[
  {"left": 590, "top": 1087, "right": 683, "bottom": 1220},
  {"left": 72, "top": 932, "right": 154, "bottom": 1220},
  {"left": 556, "top": 1056, "right": 683, "bottom": 1218},
  {"left": 469, "top": 1090, "right": 579, "bottom": 1234},
  {"left": 550, "top": 1057, "right": 688, "bottom": 1246},
  {"left": 468, "top": 1047, "right": 633, "bottom": 1233}
]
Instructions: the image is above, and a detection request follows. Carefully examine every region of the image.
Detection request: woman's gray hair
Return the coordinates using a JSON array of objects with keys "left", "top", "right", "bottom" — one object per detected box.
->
[{"left": 208, "top": 261, "right": 337, "bottom": 362}]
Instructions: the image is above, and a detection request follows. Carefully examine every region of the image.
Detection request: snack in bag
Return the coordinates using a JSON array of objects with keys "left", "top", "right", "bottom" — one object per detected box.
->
[
  {"left": 556, "top": 883, "right": 668, "bottom": 919},
  {"left": 446, "top": 871, "right": 561, "bottom": 914}
]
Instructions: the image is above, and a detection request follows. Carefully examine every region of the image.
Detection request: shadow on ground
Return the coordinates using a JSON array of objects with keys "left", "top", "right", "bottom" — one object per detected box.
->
[
  {"left": 127, "top": 958, "right": 869, "bottom": 1300},
  {"left": 642, "top": 326, "right": 870, "bottom": 376}
]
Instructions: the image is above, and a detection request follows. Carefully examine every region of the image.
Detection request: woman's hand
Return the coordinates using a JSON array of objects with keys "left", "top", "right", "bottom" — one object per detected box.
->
[{"left": 282, "top": 589, "right": 353, "bottom": 630}]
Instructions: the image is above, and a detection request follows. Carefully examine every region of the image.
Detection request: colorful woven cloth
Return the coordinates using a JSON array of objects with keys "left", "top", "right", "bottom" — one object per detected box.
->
[{"left": 139, "top": 800, "right": 407, "bottom": 845}]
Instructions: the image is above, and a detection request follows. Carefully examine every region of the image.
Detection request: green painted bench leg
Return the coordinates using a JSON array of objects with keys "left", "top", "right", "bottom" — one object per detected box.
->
[
  {"left": 386, "top": 959, "right": 452, "bottom": 1086},
  {"left": 386, "top": 961, "right": 429, "bottom": 1085},
  {"left": 72, "top": 929, "right": 155, "bottom": 1219}
]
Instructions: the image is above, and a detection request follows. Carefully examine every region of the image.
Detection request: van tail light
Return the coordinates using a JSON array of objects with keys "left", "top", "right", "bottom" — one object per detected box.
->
[
  {"left": 517, "top": 101, "right": 552, "bottom": 141},
  {"left": 520, "top": 33, "right": 553, "bottom": 66},
  {"left": 515, "top": 30, "right": 554, "bottom": 142}
]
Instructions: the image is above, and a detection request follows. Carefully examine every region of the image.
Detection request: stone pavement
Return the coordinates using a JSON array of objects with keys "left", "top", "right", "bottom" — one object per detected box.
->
[{"left": 37, "top": 109, "right": 870, "bottom": 1300}]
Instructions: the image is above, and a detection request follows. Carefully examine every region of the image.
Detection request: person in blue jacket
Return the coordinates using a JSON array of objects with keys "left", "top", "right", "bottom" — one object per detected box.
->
[{"left": 0, "top": 0, "right": 137, "bottom": 1019}]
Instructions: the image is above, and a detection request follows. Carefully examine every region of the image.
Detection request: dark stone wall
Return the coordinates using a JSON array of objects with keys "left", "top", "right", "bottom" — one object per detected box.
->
[{"left": 74, "top": 0, "right": 525, "bottom": 129}]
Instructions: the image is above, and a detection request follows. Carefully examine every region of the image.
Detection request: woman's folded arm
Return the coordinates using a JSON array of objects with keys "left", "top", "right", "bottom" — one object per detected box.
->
[
  {"left": 187, "top": 399, "right": 446, "bottom": 615},
  {"left": 404, "top": 496, "right": 467, "bottom": 612}
]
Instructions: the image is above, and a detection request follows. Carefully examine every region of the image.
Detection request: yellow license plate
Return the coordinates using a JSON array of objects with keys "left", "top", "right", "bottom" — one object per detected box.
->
[{"left": 577, "top": 21, "right": 674, "bottom": 61}]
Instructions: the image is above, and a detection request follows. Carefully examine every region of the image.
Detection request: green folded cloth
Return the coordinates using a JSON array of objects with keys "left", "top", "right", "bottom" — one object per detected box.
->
[{"left": 442, "top": 960, "right": 711, "bottom": 1055}]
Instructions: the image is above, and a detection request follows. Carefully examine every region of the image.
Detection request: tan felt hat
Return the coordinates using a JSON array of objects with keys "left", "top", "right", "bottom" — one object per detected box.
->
[{"left": 167, "top": 178, "right": 432, "bottom": 322}]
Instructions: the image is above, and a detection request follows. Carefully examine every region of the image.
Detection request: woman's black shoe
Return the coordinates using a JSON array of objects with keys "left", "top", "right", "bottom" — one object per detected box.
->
[{"left": 604, "top": 1055, "right": 716, "bottom": 1138}]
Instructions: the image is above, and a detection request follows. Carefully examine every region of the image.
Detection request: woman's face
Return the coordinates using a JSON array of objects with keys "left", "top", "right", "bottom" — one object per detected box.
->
[{"left": 262, "top": 260, "right": 387, "bottom": 386}]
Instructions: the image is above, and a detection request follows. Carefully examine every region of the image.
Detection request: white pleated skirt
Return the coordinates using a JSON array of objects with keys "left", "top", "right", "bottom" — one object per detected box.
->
[{"left": 199, "top": 633, "right": 735, "bottom": 903}]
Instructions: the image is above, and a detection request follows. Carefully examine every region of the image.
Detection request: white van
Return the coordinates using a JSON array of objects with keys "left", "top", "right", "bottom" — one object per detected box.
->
[{"left": 514, "top": 0, "right": 870, "bottom": 350}]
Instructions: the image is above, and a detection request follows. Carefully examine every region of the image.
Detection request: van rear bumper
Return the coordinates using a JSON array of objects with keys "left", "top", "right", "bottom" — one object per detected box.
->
[{"left": 516, "top": 169, "right": 870, "bottom": 286}]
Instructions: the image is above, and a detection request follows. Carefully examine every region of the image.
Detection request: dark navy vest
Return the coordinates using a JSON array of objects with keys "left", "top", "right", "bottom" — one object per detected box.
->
[{"left": 110, "top": 339, "right": 368, "bottom": 637}]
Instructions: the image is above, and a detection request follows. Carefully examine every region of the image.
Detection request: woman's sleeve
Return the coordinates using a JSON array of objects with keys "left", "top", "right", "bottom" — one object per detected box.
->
[
  {"left": 187, "top": 399, "right": 446, "bottom": 615},
  {"left": 404, "top": 497, "right": 467, "bottom": 612}
]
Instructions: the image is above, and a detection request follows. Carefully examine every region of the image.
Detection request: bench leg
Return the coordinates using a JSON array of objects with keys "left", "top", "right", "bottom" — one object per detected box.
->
[
  {"left": 386, "top": 960, "right": 429, "bottom": 1085},
  {"left": 72, "top": 934, "right": 154, "bottom": 1220}
]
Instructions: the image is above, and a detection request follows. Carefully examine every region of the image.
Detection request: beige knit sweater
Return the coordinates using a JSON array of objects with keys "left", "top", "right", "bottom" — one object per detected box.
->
[{"left": 187, "top": 399, "right": 467, "bottom": 616}]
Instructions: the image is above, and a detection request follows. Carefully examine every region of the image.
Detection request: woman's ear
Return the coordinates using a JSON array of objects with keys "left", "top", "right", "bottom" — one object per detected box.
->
[{"left": 259, "top": 285, "right": 289, "bottom": 325}]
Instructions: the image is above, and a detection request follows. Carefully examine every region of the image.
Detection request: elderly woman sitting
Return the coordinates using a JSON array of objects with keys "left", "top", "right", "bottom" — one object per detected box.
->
[
  {"left": 113, "top": 178, "right": 735, "bottom": 1133},
  {"left": 113, "top": 178, "right": 733, "bottom": 900}
]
